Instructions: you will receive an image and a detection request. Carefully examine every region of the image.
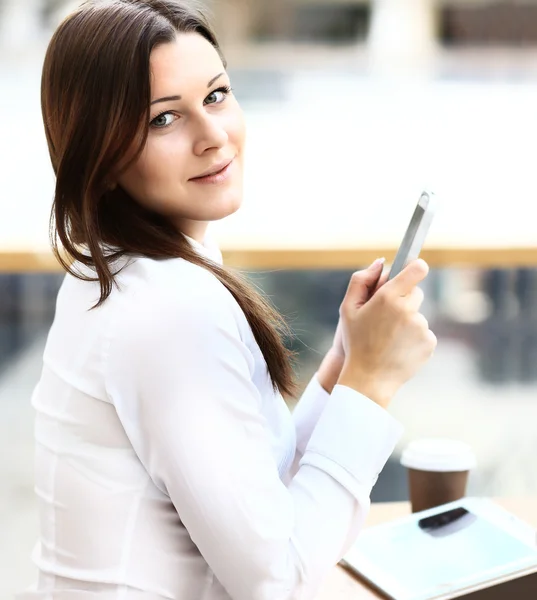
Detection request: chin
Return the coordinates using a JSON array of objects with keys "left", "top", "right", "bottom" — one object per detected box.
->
[{"left": 205, "top": 191, "right": 243, "bottom": 221}]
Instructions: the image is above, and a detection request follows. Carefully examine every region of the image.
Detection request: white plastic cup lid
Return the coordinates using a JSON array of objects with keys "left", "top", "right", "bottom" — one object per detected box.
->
[{"left": 400, "top": 438, "right": 477, "bottom": 472}]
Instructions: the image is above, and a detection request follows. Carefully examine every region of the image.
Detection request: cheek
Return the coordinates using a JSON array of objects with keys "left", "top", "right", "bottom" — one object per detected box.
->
[
  {"left": 227, "top": 103, "right": 246, "bottom": 149},
  {"left": 121, "top": 135, "right": 188, "bottom": 198}
]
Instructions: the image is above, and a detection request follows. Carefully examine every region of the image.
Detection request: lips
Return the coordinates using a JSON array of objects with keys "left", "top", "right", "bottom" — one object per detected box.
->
[{"left": 190, "top": 158, "right": 234, "bottom": 180}]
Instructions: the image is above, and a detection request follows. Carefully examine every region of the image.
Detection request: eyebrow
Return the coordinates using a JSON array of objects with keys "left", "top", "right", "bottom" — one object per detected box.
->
[{"left": 150, "top": 72, "right": 225, "bottom": 106}]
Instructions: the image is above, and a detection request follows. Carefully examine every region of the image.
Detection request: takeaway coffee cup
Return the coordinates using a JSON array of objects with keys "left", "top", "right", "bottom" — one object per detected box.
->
[{"left": 401, "top": 438, "right": 477, "bottom": 513}]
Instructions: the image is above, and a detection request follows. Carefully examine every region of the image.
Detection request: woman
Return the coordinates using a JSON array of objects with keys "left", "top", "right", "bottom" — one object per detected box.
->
[{"left": 22, "top": 1, "right": 436, "bottom": 598}]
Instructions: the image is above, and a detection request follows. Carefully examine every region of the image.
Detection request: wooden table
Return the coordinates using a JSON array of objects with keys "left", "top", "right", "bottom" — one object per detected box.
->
[
  {"left": 3, "top": 244, "right": 537, "bottom": 273},
  {"left": 316, "top": 497, "right": 537, "bottom": 599}
]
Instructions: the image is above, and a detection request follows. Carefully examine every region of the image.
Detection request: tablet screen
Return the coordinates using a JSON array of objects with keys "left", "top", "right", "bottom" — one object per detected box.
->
[{"left": 345, "top": 504, "right": 537, "bottom": 600}]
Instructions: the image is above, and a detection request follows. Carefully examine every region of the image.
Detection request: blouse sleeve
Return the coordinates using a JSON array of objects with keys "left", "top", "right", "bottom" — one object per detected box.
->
[
  {"left": 104, "top": 275, "right": 402, "bottom": 600},
  {"left": 292, "top": 373, "right": 331, "bottom": 456}
]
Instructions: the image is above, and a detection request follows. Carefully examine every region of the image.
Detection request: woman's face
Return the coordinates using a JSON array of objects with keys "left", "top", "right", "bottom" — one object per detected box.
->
[{"left": 117, "top": 33, "right": 245, "bottom": 242}]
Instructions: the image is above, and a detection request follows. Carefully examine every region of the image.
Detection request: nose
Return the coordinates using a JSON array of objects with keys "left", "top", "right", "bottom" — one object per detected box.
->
[{"left": 192, "top": 112, "right": 228, "bottom": 156}]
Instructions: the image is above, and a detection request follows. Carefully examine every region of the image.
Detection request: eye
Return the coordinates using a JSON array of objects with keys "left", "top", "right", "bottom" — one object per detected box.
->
[
  {"left": 150, "top": 112, "right": 177, "bottom": 129},
  {"left": 204, "top": 85, "right": 232, "bottom": 106}
]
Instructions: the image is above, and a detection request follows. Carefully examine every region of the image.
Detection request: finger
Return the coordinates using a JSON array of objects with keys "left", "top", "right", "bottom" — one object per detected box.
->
[
  {"left": 416, "top": 319, "right": 437, "bottom": 355},
  {"left": 386, "top": 259, "right": 429, "bottom": 297},
  {"left": 426, "top": 329, "right": 438, "bottom": 355},
  {"left": 343, "top": 258, "right": 385, "bottom": 309},
  {"left": 404, "top": 286, "right": 425, "bottom": 313},
  {"left": 373, "top": 271, "right": 389, "bottom": 294},
  {"left": 413, "top": 312, "right": 429, "bottom": 332}
]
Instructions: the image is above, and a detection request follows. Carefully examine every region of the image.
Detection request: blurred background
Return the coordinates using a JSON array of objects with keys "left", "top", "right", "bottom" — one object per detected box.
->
[{"left": 2, "top": 0, "right": 537, "bottom": 597}]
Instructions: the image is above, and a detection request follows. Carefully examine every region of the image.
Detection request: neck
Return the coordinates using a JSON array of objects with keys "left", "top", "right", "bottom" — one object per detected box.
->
[{"left": 174, "top": 219, "right": 209, "bottom": 244}]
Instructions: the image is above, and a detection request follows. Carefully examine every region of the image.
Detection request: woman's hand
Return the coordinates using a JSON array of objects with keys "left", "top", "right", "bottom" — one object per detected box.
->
[
  {"left": 337, "top": 259, "right": 436, "bottom": 409},
  {"left": 331, "top": 258, "right": 387, "bottom": 359},
  {"left": 317, "top": 259, "right": 386, "bottom": 393}
]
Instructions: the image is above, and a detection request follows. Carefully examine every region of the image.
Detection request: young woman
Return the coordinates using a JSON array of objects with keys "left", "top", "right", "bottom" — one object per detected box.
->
[{"left": 21, "top": 1, "right": 436, "bottom": 598}]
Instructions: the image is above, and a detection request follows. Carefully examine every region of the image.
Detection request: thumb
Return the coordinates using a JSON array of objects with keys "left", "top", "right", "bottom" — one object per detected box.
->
[
  {"left": 344, "top": 258, "right": 386, "bottom": 309},
  {"left": 388, "top": 259, "right": 429, "bottom": 296}
]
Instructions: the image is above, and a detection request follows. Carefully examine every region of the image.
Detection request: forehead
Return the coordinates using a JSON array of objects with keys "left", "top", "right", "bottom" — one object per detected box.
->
[{"left": 149, "top": 33, "right": 224, "bottom": 97}]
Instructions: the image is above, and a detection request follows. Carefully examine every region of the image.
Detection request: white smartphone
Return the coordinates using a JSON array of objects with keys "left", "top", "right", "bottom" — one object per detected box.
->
[{"left": 388, "top": 190, "right": 437, "bottom": 281}]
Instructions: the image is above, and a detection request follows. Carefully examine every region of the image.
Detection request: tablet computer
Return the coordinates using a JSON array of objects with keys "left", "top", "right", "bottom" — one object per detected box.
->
[{"left": 341, "top": 497, "right": 537, "bottom": 600}]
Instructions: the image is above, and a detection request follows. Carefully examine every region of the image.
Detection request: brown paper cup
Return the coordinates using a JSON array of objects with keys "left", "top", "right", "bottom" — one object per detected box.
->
[
  {"left": 407, "top": 468, "right": 469, "bottom": 513},
  {"left": 401, "top": 438, "right": 476, "bottom": 513}
]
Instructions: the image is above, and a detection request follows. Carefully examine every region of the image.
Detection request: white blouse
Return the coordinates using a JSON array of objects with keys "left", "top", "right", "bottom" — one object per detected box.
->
[{"left": 20, "top": 235, "right": 402, "bottom": 600}]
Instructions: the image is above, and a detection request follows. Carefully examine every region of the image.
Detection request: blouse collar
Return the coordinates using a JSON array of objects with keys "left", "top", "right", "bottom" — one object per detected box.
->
[{"left": 183, "top": 233, "right": 223, "bottom": 265}]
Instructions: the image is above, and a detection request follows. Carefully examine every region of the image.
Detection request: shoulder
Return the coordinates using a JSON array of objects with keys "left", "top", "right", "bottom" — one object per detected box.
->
[
  {"left": 103, "top": 256, "right": 260, "bottom": 391},
  {"left": 121, "top": 255, "right": 225, "bottom": 293},
  {"left": 110, "top": 256, "right": 246, "bottom": 342}
]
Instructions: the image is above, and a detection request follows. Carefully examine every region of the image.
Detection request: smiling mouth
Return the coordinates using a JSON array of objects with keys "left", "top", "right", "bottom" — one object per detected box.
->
[
  {"left": 190, "top": 159, "right": 233, "bottom": 180},
  {"left": 188, "top": 159, "right": 235, "bottom": 185}
]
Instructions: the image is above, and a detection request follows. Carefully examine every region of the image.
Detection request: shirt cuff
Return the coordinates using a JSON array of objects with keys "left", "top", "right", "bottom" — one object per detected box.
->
[
  {"left": 299, "top": 384, "right": 403, "bottom": 499},
  {"left": 292, "top": 373, "right": 330, "bottom": 456}
]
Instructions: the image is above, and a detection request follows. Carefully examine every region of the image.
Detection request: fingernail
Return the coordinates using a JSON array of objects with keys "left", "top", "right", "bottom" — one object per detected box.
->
[{"left": 369, "top": 257, "right": 386, "bottom": 269}]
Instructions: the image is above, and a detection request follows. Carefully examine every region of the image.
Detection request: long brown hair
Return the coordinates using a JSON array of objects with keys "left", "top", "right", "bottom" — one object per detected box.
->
[{"left": 41, "top": 0, "right": 296, "bottom": 397}]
